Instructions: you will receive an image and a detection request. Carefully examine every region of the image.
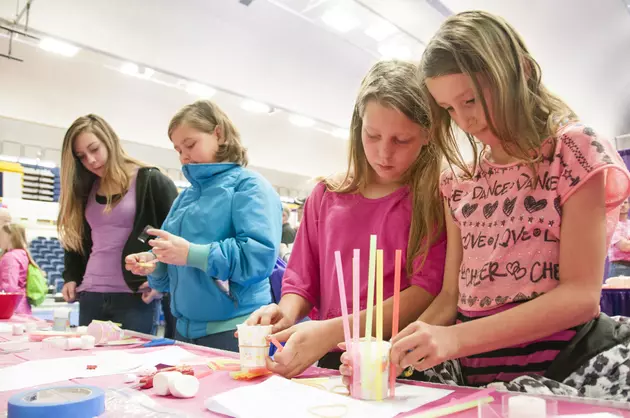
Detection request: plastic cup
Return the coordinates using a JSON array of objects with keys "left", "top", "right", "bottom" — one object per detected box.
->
[
  {"left": 236, "top": 324, "right": 272, "bottom": 371},
  {"left": 350, "top": 339, "right": 391, "bottom": 401}
]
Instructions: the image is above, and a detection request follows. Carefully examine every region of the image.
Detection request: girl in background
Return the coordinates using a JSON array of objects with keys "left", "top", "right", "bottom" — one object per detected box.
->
[
  {"left": 59, "top": 115, "right": 178, "bottom": 334},
  {"left": 0, "top": 224, "right": 39, "bottom": 314},
  {"left": 343, "top": 11, "right": 630, "bottom": 401},
  {"left": 246, "top": 60, "right": 447, "bottom": 378},
  {"left": 126, "top": 100, "right": 282, "bottom": 351}
]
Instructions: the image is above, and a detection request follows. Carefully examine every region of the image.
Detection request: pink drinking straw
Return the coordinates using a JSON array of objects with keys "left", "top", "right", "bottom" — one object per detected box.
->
[
  {"left": 334, "top": 251, "right": 352, "bottom": 365},
  {"left": 352, "top": 249, "right": 361, "bottom": 399},
  {"left": 390, "top": 249, "right": 402, "bottom": 397}
]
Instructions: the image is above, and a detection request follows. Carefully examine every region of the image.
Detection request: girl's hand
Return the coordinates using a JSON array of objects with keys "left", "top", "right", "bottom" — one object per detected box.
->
[
  {"left": 390, "top": 321, "right": 460, "bottom": 372},
  {"left": 265, "top": 320, "right": 339, "bottom": 378},
  {"left": 62, "top": 282, "right": 77, "bottom": 302},
  {"left": 125, "top": 252, "right": 157, "bottom": 276},
  {"left": 138, "top": 282, "right": 162, "bottom": 304},
  {"left": 338, "top": 342, "right": 403, "bottom": 394},
  {"left": 147, "top": 229, "right": 190, "bottom": 266},
  {"left": 244, "top": 303, "right": 295, "bottom": 334}
]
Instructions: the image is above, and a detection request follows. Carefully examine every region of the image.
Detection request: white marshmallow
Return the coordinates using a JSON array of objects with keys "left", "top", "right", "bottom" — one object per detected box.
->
[
  {"left": 76, "top": 326, "right": 88, "bottom": 335},
  {"left": 64, "top": 337, "right": 83, "bottom": 350},
  {"left": 153, "top": 371, "right": 182, "bottom": 396},
  {"left": 169, "top": 374, "right": 199, "bottom": 398},
  {"left": 24, "top": 322, "right": 37, "bottom": 332},
  {"left": 12, "top": 324, "right": 25, "bottom": 336},
  {"left": 124, "top": 373, "right": 137, "bottom": 383},
  {"left": 80, "top": 335, "right": 95, "bottom": 350},
  {"left": 138, "top": 365, "right": 157, "bottom": 377}
]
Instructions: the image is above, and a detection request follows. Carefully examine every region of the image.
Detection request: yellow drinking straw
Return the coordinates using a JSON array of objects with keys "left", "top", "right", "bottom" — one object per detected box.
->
[
  {"left": 375, "top": 249, "right": 384, "bottom": 400},
  {"left": 365, "top": 235, "right": 377, "bottom": 340}
]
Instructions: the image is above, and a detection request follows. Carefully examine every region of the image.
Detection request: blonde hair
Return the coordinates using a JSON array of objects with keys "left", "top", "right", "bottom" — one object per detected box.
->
[
  {"left": 168, "top": 100, "right": 248, "bottom": 166},
  {"left": 1, "top": 224, "right": 39, "bottom": 269},
  {"left": 420, "top": 10, "right": 575, "bottom": 179},
  {"left": 58, "top": 114, "right": 146, "bottom": 253},
  {"left": 323, "top": 60, "right": 444, "bottom": 275}
]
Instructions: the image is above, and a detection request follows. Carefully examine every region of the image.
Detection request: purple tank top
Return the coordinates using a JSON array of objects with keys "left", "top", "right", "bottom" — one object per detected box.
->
[{"left": 78, "top": 174, "right": 137, "bottom": 293}]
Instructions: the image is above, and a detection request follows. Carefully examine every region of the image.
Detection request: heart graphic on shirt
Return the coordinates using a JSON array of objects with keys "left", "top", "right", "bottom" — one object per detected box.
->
[
  {"left": 480, "top": 296, "right": 492, "bottom": 308},
  {"left": 467, "top": 295, "right": 478, "bottom": 307},
  {"left": 461, "top": 203, "right": 478, "bottom": 218},
  {"left": 495, "top": 295, "right": 509, "bottom": 304},
  {"left": 583, "top": 127, "right": 596, "bottom": 137},
  {"left": 554, "top": 196, "right": 562, "bottom": 216},
  {"left": 503, "top": 197, "right": 517, "bottom": 217},
  {"left": 506, "top": 261, "right": 526, "bottom": 280},
  {"left": 524, "top": 196, "right": 547, "bottom": 213},
  {"left": 591, "top": 140, "right": 604, "bottom": 153},
  {"left": 483, "top": 201, "right": 498, "bottom": 219}
]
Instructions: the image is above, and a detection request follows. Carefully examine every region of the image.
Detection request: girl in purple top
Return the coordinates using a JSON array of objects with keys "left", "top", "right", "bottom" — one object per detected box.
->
[
  {"left": 58, "top": 115, "right": 178, "bottom": 334},
  {"left": 245, "top": 60, "right": 447, "bottom": 377}
]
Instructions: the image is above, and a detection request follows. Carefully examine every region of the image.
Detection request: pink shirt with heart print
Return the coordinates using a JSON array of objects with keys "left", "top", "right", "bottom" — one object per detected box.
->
[{"left": 440, "top": 123, "right": 630, "bottom": 313}]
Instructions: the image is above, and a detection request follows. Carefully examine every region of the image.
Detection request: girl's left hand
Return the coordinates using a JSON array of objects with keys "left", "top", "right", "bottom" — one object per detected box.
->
[
  {"left": 147, "top": 229, "right": 190, "bottom": 266},
  {"left": 265, "top": 320, "right": 339, "bottom": 378},
  {"left": 390, "top": 321, "right": 460, "bottom": 372}
]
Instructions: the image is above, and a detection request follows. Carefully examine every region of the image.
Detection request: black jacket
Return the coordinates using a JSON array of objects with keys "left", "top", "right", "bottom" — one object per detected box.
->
[{"left": 63, "top": 167, "right": 179, "bottom": 292}]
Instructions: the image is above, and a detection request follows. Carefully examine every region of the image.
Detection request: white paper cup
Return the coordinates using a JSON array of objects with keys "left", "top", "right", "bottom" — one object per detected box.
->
[
  {"left": 349, "top": 339, "right": 391, "bottom": 401},
  {"left": 236, "top": 324, "right": 272, "bottom": 347},
  {"left": 239, "top": 346, "right": 269, "bottom": 371}
]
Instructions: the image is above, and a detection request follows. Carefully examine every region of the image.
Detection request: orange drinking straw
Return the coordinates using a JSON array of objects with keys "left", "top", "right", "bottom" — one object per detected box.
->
[{"left": 390, "top": 249, "right": 402, "bottom": 397}]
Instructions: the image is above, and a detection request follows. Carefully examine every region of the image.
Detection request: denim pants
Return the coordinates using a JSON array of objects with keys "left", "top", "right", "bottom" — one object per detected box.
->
[
  {"left": 78, "top": 292, "right": 157, "bottom": 335},
  {"left": 175, "top": 328, "right": 239, "bottom": 352}
]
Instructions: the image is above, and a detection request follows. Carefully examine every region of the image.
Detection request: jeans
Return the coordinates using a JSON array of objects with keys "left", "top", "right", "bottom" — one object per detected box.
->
[
  {"left": 78, "top": 292, "right": 157, "bottom": 335},
  {"left": 609, "top": 262, "right": 630, "bottom": 278},
  {"left": 175, "top": 329, "right": 239, "bottom": 352}
]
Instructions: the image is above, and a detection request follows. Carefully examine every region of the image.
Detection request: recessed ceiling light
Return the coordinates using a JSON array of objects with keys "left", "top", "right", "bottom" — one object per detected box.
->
[
  {"left": 321, "top": 6, "right": 360, "bottom": 33},
  {"left": 365, "top": 21, "right": 398, "bottom": 42},
  {"left": 289, "top": 115, "right": 316, "bottom": 127},
  {"left": 120, "top": 62, "right": 139, "bottom": 75},
  {"left": 241, "top": 99, "right": 271, "bottom": 113},
  {"left": 185, "top": 82, "right": 216, "bottom": 98},
  {"left": 332, "top": 128, "right": 350, "bottom": 139},
  {"left": 39, "top": 38, "right": 80, "bottom": 57}
]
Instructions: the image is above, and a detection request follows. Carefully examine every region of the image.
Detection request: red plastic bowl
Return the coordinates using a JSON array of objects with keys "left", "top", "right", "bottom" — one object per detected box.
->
[{"left": 0, "top": 293, "right": 23, "bottom": 319}]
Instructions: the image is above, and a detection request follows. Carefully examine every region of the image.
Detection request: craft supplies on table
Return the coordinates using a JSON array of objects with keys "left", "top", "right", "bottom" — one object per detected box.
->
[
  {"left": 7, "top": 385, "right": 105, "bottom": 418},
  {"left": 236, "top": 323, "right": 272, "bottom": 372},
  {"left": 52, "top": 308, "right": 70, "bottom": 332},
  {"left": 87, "top": 320, "right": 124, "bottom": 345}
]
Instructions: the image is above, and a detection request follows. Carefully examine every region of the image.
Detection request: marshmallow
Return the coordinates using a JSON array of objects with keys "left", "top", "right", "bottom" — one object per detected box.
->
[
  {"left": 138, "top": 365, "right": 157, "bottom": 377},
  {"left": 169, "top": 374, "right": 199, "bottom": 398},
  {"left": 81, "top": 335, "right": 95, "bottom": 349},
  {"left": 12, "top": 324, "right": 25, "bottom": 336},
  {"left": 153, "top": 371, "right": 182, "bottom": 396},
  {"left": 124, "top": 374, "right": 137, "bottom": 383},
  {"left": 64, "top": 337, "right": 83, "bottom": 350}
]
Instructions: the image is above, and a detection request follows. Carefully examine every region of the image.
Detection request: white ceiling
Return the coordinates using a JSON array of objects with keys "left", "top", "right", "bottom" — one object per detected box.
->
[{"left": 0, "top": 0, "right": 628, "bottom": 190}]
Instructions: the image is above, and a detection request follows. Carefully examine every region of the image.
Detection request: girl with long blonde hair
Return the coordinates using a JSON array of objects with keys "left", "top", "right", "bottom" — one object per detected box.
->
[
  {"left": 0, "top": 224, "right": 39, "bottom": 314},
  {"left": 364, "top": 11, "right": 630, "bottom": 400},
  {"left": 59, "top": 114, "right": 178, "bottom": 334},
  {"left": 245, "top": 60, "right": 447, "bottom": 378}
]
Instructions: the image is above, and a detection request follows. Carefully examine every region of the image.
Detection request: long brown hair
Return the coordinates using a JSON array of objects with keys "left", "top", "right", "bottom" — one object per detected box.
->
[
  {"left": 57, "top": 114, "right": 146, "bottom": 254},
  {"left": 323, "top": 60, "right": 444, "bottom": 275},
  {"left": 2, "top": 224, "right": 39, "bottom": 269},
  {"left": 420, "top": 10, "right": 575, "bottom": 179},
  {"left": 168, "top": 100, "right": 248, "bottom": 166}
]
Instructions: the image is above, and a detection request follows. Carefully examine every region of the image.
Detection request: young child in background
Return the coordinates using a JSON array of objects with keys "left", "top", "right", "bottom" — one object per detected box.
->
[
  {"left": 342, "top": 10, "right": 630, "bottom": 401},
  {"left": 608, "top": 199, "right": 630, "bottom": 278},
  {"left": 126, "top": 100, "right": 282, "bottom": 352},
  {"left": 245, "top": 60, "right": 447, "bottom": 378},
  {"left": 59, "top": 114, "right": 178, "bottom": 334},
  {"left": 0, "top": 224, "right": 39, "bottom": 314}
]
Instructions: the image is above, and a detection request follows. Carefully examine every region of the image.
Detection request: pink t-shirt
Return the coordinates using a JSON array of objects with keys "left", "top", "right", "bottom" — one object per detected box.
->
[
  {"left": 282, "top": 182, "right": 446, "bottom": 321},
  {"left": 0, "top": 249, "right": 31, "bottom": 315},
  {"left": 441, "top": 123, "right": 630, "bottom": 312},
  {"left": 609, "top": 220, "right": 630, "bottom": 263}
]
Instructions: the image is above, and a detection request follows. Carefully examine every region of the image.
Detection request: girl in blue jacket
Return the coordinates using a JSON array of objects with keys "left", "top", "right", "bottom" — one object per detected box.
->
[{"left": 126, "top": 100, "right": 282, "bottom": 351}]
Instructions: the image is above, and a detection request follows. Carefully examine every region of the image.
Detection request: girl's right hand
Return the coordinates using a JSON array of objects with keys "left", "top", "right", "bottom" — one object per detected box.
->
[
  {"left": 244, "top": 303, "right": 294, "bottom": 334},
  {"left": 62, "top": 282, "right": 77, "bottom": 303},
  {"left": 339, "top": 346, "right": 353, "bottom": 392},
  {"left": 125, "top": 252, "right": 157, "bottom": 276}
]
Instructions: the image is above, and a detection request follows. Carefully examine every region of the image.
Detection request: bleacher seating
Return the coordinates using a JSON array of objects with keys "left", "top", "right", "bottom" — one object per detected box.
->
[{"left": 29, "top": 236, "right": 64, "bottom": 291}]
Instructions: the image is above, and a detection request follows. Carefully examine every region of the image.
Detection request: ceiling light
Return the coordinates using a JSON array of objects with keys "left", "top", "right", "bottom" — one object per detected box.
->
[
  {"left": 142, "top": 67, "right": 155, "bottom": 78},
  {"left": 365, "top": 21, "right": 398, "bottom": 42},
  {"left": 241, "top": 99, "right": 271, "bottom": 113},
  {"left": 378, "top": 44, "right": 412, "bottom": 60},
  {"left": 332, "top": 128, "right": 350, "bottom": 139},
  {"left": 289, "top": 115, "right": 316, "bottom": 127},
  {"left": 120, "top": 62, "right": 139, "bottom": 75},
  {"left": 39, "top": 37, "right": 80, "bottom": 57},
  {"left": 185, "top": 82, "right": 216, "bottom": 98},
  {"left": 321, "top": 6, "right": 360, "bottom": 33}
]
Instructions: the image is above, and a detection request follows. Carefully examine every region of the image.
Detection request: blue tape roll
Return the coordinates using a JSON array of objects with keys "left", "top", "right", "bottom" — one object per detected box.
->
[{"left": 8, "top": 385, "right": 105, "bottom": 418}]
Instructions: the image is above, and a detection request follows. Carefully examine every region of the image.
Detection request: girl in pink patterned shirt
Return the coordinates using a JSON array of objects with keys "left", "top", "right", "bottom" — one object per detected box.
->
[
  {"left": 0, "top": 224, "right": 40, "bottom": 315},
  {"left": 379, "top": 11, "right": 630, "bottom": 400}
]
